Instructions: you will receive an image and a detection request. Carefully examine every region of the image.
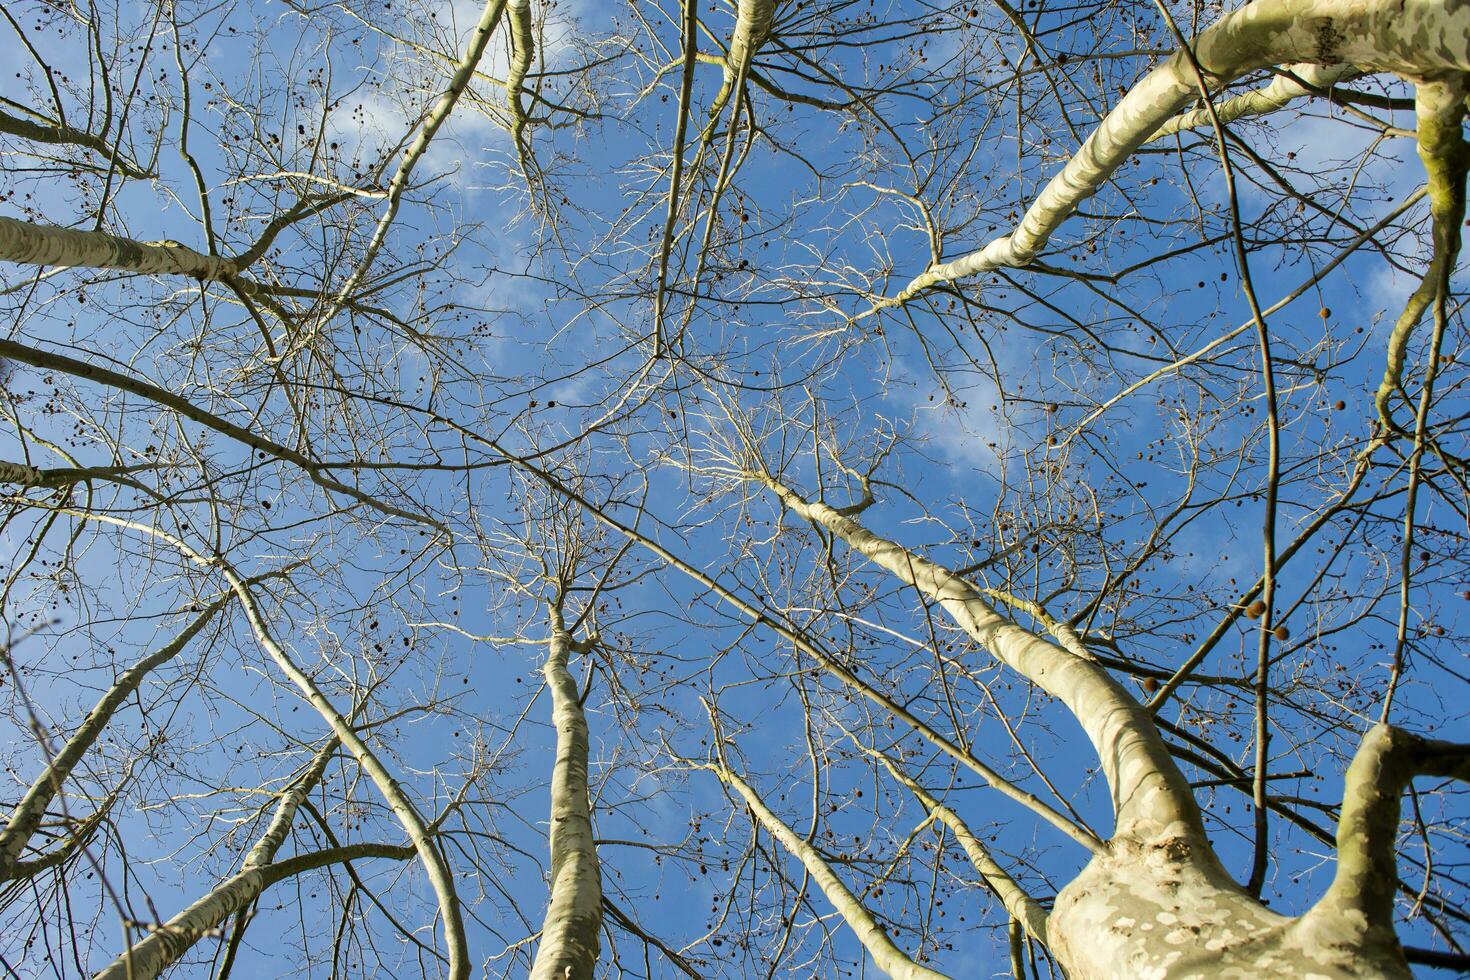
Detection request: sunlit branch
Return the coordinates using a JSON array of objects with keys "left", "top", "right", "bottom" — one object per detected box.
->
[
  {"left": 0, "top": 598, "right": 228, "bottom": 880},
  {"left": 1303, "top": 725, "right": 1470, "bottom": 942},
  {"left": 6, "top": 505, "right": 471, "bottom": 980},
  {"left": 698, "top": 733, "right": 952, "bottom": 979},
  {"left": 862, "top": 0, "right": 1470, "bottom": 314},
  {"left": 0, "top": 107, "right": 151, "bottom": 178},
  {"left": 750, "top": 467, "right": 1202, "bottom": 841},
  {"left": 1146, "top": 63, "right": 1357, "bottom": 141},
  {"left": 867, "top": 747, "right": 1050, "bottom": 944}
]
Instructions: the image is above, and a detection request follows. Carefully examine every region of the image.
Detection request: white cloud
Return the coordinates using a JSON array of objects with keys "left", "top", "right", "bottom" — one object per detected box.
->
[{"left": 907, "top": 374, "right": 1011, "bottom": 472}]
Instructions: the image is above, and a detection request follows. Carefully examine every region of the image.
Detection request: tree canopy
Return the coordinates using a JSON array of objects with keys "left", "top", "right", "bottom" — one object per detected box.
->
[{"left": 0, "top": 0, "right": 1467, "bottom": 977}]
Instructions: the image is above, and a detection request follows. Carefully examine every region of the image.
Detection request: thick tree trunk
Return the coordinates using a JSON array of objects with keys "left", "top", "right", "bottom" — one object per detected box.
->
[
  {"left": 725, "top": 0, "right": 777, "bottom": 80},
  {"left": 1047, "top": 843, "right": 1362, "bottom": 979},
  {"left": 528, "top": 611, "right": 602, "bottom": 980},
  {"left": 754, "top": 472, "right": 1463, "bottom": 978},
  {"left": 1045, "top": 722, "right": 1470, "bottom": 978}
]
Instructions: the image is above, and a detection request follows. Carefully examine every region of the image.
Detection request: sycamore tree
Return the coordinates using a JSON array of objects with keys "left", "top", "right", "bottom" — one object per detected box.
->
[{"left": 0, "top": 0, "right": 1467, "bottom": 977}]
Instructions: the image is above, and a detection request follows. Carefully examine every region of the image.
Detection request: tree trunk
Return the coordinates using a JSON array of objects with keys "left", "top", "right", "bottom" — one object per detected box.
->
[
  {"left": 89, "top": 843, "right": 411, "bottom": 980},
  {"left": 755, "top": 472, "right": 1455, "bottom": 978},
  {"left": 528, "top": 611, "right": 602, "bottom": 980}
]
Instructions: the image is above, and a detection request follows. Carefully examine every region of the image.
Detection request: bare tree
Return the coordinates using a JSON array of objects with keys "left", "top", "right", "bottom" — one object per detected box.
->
[{"left": 0, "top": 0, "right": 1467, "bottom": 976}]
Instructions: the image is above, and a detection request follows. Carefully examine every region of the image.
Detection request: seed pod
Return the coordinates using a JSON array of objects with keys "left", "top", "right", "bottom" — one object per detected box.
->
[
  {"left": 1245, "top": 600, "right": 1266, "bottom": 619},
  {"left": 1272, "top": 625, "right": 1289, "bottom": 641}
]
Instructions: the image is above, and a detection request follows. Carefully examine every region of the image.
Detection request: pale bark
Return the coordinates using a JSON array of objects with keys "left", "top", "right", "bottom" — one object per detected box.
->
[
  {"left": 327, "top": 0, "right": 509, "bottom": 312},
  {"left": 13, "top": 506, "right": 472, "bottom": 980},
  {"left": 1047, "top": 722, "right": 1469, "bottom": 978},
  {"left": 0, "top": 338, "right": 440, "bottom": 530},
  {"left": 882, "top": 0, "right": 1470, "bottom": 307},
  {"left": 500, "top": 451, "right": 1097, "bottom": 850},
  {"left": 0, "top": 108, "right": 150, "bottom": 178},
  {"left": 752, "top": 472, "right": 1448, "bottom": 977},
  {"left": 0, "top": 1, "right": 508, "bottom": 315},
  {"left": 0, "top": 459, "right": 153, "bottom": 490},
  {"left": 1146, "top": 63, "right": 1357, "bottom": 142},
  {"left": 706, "top": 762, "right": 952, "bottom": 980},
  {"left": 491, "top": 418, "right": 1458, "bottom": 976},
  {"left": 724, "top": 0, "right": 777, "bottom": 83},
  {"left": 90, "top": 738, "right": 343, "bottom": 980},
  {"left": 698, "top": 0, "right": 776, "bottom": 144},
  {"left": 755, "top": 471, "right": 1205, "bottom": 843},
  {"left": 0, "top": 599, "right": 227, "bottom": 880},
  {"left": 90, "top": 843, "right": 411, "bottom": 980},
  {"left": 4, "top": 805, "right": 110, "bottom": 880},
  {"left": 505, "top": 0, "right": 535, "bottom": 154},
  {"left": 1300, "top": 726, "right": 1470, "bottom": 962},
  {"left": 0, "top": 461, "right": 42, "bottom": 486},
  {"left": 527, "top": 611, "right": 602, "bottom": 980},
  {"left": 216, "top": 559, "right": 471, "bottom": 980},
  {"left": 242, "top": 737, "right": 341, "bottom": 871},
  {"left": 1374, "top": 78, "right": 1468, "bottom": 431},
  {"left": 0, "top": 216, "right": 240, "bottom": 281},
  {"left": 872, "top": 750, "right": 1050, "bottom": 943}
]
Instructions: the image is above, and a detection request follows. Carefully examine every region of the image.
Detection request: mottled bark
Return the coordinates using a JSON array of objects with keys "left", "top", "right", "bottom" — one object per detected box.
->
[
  {"left": 0, "top": 600, "right": 227, "bottom": 880},
  {"left": 755, "top": 471, "right": 1459, "bottom": 977},
  {"left": 888, "top": 0, "right": 1470, "bottom": 304},
  {"left": 528, "top": 612, "right": 602, "bottom": 980},
  {"left": 500, "top": 433, "right": 1463, "bottom": 976},
  {"left": 0, "top": 461, "right": 43, "bottom": 486},
  {"left": 1045, "top": 722, "right": 1470, "bottom": 978},
  {"left": 1300, "top": 725, "right": 1470, "bottom": 960}
]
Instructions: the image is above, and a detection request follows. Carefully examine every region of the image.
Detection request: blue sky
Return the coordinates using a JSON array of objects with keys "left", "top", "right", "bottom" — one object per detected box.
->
[{"left": 1, "top": 0, "right": 1466, "bottom": 976}]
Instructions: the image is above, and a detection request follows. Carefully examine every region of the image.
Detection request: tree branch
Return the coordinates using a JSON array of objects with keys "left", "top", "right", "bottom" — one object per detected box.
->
[
  {"left": 865, "top": 0, "right": 1470, "bottom": 312},
  {"left": 752, "top": 469, "right": 1205, "bottom": 843},
  {"left": 1307, "top": 724, "right": 1470, "bottom": 935}
]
